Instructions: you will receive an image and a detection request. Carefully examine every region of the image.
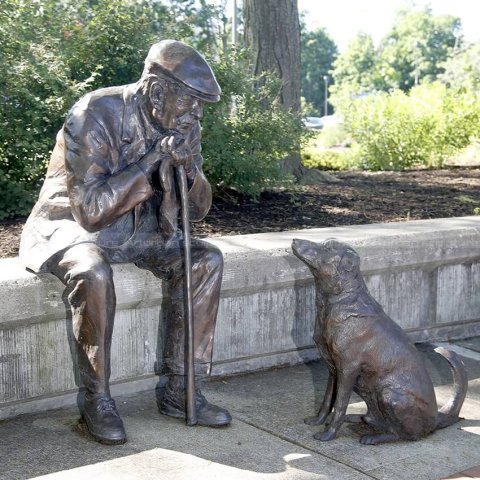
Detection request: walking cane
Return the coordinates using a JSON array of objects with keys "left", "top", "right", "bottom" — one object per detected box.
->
[{"left": 176, "top": 163, "right": 197, "bottom": 426}]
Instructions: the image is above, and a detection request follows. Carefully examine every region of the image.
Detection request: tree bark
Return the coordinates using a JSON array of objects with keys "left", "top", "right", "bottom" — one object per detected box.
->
[
  {"left": 243, "top": 0, "right": 338, "bottom": 184},
  {"left": 244, "top": 0, "right": 301, "bottom": 112}
]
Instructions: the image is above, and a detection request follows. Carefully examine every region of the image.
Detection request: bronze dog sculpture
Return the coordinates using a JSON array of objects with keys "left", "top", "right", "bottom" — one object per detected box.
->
[{"left": 292, "top": 238, "right": 468, "bottom": 445}]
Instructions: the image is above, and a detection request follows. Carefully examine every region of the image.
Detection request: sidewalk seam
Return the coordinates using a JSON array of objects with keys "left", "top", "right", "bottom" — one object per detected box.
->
[{"left": 234, "top": 416, "right": 379, "bottom": 479}]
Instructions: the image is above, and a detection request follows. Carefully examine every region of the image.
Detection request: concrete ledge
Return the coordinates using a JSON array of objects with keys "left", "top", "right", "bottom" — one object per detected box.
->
[{"left": 1, "top": 216, "right": 480, "bottom": 417}]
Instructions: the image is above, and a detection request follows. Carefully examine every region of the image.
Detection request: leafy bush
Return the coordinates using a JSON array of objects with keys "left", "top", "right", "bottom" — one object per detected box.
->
[
  {"left": 0, "top": 1, "right": 93, "bottom": 218},
  {"left": 340, "top": 82, "right": 480, "bottom": 170},
  {"left": 0, "top": 0, "right": 304, "bottom": 217},
  {"left": 200, "top": 50, "right": 305, "bottom": 198},
  {"left": 301, "top": 131, "right": 349, "bottom": 170},
  {"left": 317, "top": 124, "right": 350, "bottom": 148},
  {"left": 440, "top": 42, "right": 480, "bottom": 92},
  {"left": 60, "top": 1, "right": 180, "bottom": 91},
  {"left": 302, "top": 149, "right": 348, "bottom": 171},
  {"left": 0, "top": 0, "right": 178, "bottom": 219},
  {"left": 447, "top": 138, "right": 480, "bottom": 166}
]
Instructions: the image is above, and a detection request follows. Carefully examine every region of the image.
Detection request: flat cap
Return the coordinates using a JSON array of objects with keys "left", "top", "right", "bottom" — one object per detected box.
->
[{"left": 144, "top": 40, "right": 221, "bottom": 102}]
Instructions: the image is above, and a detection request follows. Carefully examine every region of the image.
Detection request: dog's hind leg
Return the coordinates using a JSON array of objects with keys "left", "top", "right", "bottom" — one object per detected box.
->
[
  {"left": 345, "top": 412, "right": 387, "bottom": 432},
  {"left": 305, "top": 370, "right": 336, "bottom": 425},
  {"left": 360, "top": 432, "right": 400, "bottom": 445},
  {"left": 344, "top": 414, "right": 364, "bottom": 423},
  {"left": 346, "top": 394, "right": 389, "bottom": 430},
  {"left": 370, "top": 387, "right": 436, "bottom": 443}
]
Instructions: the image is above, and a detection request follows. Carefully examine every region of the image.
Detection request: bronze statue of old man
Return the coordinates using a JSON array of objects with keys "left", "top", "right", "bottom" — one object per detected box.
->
[{"left": 20, "top": 40, "right": 231, "bottom": 444}]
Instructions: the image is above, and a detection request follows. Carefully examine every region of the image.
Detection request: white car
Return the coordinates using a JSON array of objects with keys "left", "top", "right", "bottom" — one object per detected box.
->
[{"left": 303, "top": 117, "right": 323, "bottom": 129}]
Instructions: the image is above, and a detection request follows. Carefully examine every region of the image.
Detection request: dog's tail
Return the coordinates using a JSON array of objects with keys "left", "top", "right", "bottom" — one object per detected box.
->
[{"left": 434, "top": 346, "right": 468, "bottom": 429}]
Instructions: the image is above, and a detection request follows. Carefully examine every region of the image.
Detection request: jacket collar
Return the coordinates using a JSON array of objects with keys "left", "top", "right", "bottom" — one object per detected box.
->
[{"left": 121, "top": 83, "right": 160, "bottom": 146}]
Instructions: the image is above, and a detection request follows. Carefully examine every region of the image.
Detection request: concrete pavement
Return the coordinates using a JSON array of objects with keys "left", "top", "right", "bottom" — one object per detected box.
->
[{"left": 0, "top": 340, "right": 480, "bottom": 480}]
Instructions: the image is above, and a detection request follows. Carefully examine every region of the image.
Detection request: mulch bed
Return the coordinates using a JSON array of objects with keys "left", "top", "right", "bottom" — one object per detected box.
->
[{"left": 2, "top": 167, "right": 480, "bottom": 259}]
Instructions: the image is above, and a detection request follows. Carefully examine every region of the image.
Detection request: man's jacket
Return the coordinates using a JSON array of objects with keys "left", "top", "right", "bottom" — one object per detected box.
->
[{"left": 20, "top": 83, "right": 212, "bottom": 273}]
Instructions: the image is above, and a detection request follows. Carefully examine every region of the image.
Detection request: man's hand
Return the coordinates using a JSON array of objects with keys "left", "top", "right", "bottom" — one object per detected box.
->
[
  {"left": 138, "top": 132, "right": 196, "bottom": 192},
  {"left": 160, "top": 134, "right": 194, "bottom": 174},
  {"left": 137, "top": 140, "right": 164, "bottom": 178}
]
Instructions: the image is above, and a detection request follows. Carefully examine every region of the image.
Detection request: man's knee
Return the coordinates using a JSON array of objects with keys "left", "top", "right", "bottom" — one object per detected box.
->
[
  {"left": 57, "top": 244, "right": 113, "bottom": 288},
  {"left": 195, "top": 243, "right": 223, "bottom": 276},
  {"left": 85, "top": 262, "right": 113, "bottom": 287}
]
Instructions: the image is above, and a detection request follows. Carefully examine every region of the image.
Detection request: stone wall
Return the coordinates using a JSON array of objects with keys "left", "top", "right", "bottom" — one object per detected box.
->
[{"left": 1, "top": 217, "right": 479, "bottom": 418}]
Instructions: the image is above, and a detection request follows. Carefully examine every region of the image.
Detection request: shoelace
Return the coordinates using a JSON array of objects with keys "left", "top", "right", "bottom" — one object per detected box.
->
[
  {"left": 96, "top": 398, "right": 119, "bottom": 416},
  {"left": 194, "top": 388, "right": 207, "bottom": 407}
]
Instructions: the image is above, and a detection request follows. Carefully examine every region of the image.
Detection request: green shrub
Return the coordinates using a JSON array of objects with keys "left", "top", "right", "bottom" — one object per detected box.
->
[
  {"left": 340, "top": 82, "right": 480, "bottom": 170},
  {"left": 301, "top": 130, "right": 349, "bottom": 171},
  {"left": 447, "top": 138, "right": 480, "bottom": 166},
  {"left": 0, "top": 0, "right": 96, "bottom": 218},
  {"left": 0, "top": 0, "right": 205, "bottom": 220},
  {"left": 0, "top": 0, "right": 304, "bottom": 217},
  {"left": 201, "top": 50, "right": 305, "bottom": 198},
  {"left": 60, "top": 1, "right": 178, "bottom": 91},
  {"left": 317, "top": 123, "right": 350, "bottom": 148},
  {"left": 302, "top": 149, "right": 348, "bottom": 171}
]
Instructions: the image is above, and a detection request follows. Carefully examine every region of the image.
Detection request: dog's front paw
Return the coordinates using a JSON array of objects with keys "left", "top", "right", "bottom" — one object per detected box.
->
[
  {"left": 304, "top": 414, "right": 328, "bottom": 426},
  {"left": 313, "top": 428, "right": 337, "bottom": 442}
]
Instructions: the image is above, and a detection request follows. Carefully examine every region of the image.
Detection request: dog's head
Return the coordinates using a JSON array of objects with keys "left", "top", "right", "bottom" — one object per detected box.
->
[{"left": 292, "top": 238, "right": 361, "bottom": 295}]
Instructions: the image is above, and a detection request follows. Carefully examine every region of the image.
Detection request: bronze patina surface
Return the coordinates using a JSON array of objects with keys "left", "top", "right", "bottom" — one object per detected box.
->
[
  {"left": 292, "top": 238, "right": 468, "bottom": 445},
  {"left": 20, "top": 40, "right": 231, "bottom": 444}
]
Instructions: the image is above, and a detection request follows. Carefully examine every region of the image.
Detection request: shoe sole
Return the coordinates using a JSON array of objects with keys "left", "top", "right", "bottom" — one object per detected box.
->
[{"left": 159, "top": 404, "right": 231, "bottom": 427}]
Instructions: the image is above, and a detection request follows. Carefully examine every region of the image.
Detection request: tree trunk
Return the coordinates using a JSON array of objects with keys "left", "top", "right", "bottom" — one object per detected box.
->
[
  {"left": 243, "top": 0, "right": 338, "bottom": 184},
  {"left": 244, "top": 0, "right": 301, "bottom": 112}
]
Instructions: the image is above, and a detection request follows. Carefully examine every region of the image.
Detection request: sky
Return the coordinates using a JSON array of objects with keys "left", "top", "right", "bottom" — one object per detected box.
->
[{"left": 296, "top": 0, "right": 480, "bottom": 51}]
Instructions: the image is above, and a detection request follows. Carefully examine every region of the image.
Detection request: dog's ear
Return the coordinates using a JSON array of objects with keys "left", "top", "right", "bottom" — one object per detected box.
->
[{"left": 339, "top": 249, "right": 360, "bottom": 272}]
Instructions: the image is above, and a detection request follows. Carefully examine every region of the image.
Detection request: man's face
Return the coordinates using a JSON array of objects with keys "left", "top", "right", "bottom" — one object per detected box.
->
[{"left": 158, "top": 88, "right": 204, "bottom": 134}]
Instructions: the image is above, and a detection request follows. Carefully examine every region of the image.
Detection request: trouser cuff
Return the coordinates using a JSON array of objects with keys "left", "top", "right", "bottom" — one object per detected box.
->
[{"left": 163, "top": 358, "right": 211, "bottom": 378}]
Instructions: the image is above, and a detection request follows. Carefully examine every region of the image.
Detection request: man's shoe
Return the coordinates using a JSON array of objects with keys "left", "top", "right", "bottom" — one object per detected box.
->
[
  {"left": 159, "top": 380, "right": 231, "bottom": 427},
  {"left": 82, "top": 394, "right": 127, "bottom": 444}
]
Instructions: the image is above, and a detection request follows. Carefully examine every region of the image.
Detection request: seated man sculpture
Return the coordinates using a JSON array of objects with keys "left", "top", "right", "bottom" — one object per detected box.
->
[{"left": 19, "top": 40, "right": 231, "bottom": 444}]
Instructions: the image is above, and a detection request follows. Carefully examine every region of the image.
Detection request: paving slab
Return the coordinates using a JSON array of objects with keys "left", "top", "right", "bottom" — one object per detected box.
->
[
  {"left": 456, "top": 338, "right": 480, "bottom": 354},
  {"left": 203, "top": 342, "right": 480, "bottom": 480},
  {"left": 0, "top": 388, "right": 368, "bottom": 480},
  {"left": 0, "top": 341, "right": 479, "bottom": 480},
  {"left": 443, "top": 465, "right": 480, "bottom": 479}
]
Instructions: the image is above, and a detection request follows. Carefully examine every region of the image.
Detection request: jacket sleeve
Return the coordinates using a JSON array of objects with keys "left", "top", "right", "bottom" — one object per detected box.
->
[
  {"left": 63, "top": 105, "right": 153, "bottom": 232},
  {"left": 187, "top": 122, "right": 212, "bottom": 222}
]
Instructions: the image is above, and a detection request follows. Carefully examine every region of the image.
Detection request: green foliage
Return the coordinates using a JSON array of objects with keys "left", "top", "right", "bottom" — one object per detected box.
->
[
  {"left": 201, "top": 50, "right": 305, "bottom": 198},
  {"left": 330, "top": 7, "right": 461, "bottom": 103},
  {"left": 301, "top": 28, "right": 338, "bottom": 115},
  {"left": 330, "top": 33, "right": 383, "bottom": 98},
  {"left": 167, "top": 0, "right": 229, "bottom": 53},
  {"left": 0, "top": 0, "right": 181, "bottom": 219},
  {"left": 0, "top": 0, "right": 305, "bottom": 218},
  {"left": 440, "top": 42, "right": 480, "bottom": 91},
  {"left": 0, "top": 0, "right": 96, "bottom": 218},
  {"left": 341, "top": 82, "right": 480, "bottom": 170},
  {"left": 316, "top": 124, "right": 350, "bottom": 149},
  {"left": 60, "top": 1, "right": 173, "bottom": 90},
  {"left": 379, "top": 7, "right": 460, "bottom": 91},
  {"left": 302, "top": 149, "right": 348, "bottom": 171},
  {"left": 301, "top": 131, "right": 349, "bottom": 171},
  {"left": 447, "top": 139, "right": 480, "bottom": 167}
]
